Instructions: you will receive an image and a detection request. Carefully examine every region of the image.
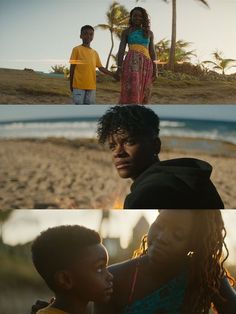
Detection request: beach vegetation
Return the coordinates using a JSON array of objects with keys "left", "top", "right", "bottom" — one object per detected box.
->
[
  {"left": 50, "top": 64, "right": 70, "bottom": 78},
  {"left": 155, "top": 39, "right": 196, "bottom": 63},
  {"left": 95, "top": 1, "right": 129, "bottom": 69},
  {"left": 1, "top": 67, "right": 236, "bottom": 104},
  {"left": 202, "top": 50, "right": 236, "bottom": 75},
  {"left": 167, "top": 0, "right": 209, "bottom": 71},
  {"left": 136, "top": 0, "right": 209, "bottom": 71}
]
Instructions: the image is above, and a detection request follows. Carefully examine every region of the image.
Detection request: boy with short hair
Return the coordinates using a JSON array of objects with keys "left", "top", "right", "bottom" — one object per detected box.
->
[
  {"left": 31, "top": 225, "right": 113, "bottom": 314},
  {"left": 70, "top": 25, "right": 114, "bottom": 104}
]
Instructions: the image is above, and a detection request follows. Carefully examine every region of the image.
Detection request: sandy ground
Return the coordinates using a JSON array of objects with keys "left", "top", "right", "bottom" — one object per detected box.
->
[
  {"left": 0, "top": 137, "right": 235, "bottom": 209},
  {"left": 1, "top": 68, "right": 236, "bottom": 104}
]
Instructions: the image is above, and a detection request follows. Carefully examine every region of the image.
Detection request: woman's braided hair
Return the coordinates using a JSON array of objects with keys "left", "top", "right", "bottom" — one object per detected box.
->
[{"left": 133, "top": 210, "right": 235, "bottom": 314}]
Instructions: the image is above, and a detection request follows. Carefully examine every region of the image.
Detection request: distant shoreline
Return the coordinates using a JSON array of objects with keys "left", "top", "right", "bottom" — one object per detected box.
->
[{"left": 0, "top": 136, "right": 235, "bottom": 157}]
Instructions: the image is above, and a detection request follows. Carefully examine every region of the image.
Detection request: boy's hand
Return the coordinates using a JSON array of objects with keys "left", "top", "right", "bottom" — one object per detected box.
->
[
  {"left": 31, "top": 300, "right": 49, "bottom": 314},
  {"left": 98, "top": 67, "right": 113, "bottom": 77}
]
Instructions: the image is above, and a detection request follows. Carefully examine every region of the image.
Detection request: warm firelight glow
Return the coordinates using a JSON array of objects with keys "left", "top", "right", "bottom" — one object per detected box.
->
[{"left": 112, "top": 196, "right": 124, "bottom": 210}]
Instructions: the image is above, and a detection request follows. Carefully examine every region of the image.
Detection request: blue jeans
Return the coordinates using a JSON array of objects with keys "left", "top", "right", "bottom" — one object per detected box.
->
[{"left": 72, "top": 89, "right": 96, "bottom": 104}]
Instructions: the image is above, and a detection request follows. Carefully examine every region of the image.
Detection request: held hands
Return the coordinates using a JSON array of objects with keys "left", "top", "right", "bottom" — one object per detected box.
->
[{"left": 114, "top": 68, "right": 121, "bottom": 81}]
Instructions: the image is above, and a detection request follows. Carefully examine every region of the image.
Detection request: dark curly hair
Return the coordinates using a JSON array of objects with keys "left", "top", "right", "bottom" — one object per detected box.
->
[
  {"left": 133, "top": 210, "right": 235, "bottom": 314},
  {"left": 129, "top": 7, "right": 150, "bottom": 37},
  {"left": 31, "top": 225, "right": 101, "bottom": 292},
  {"left": 97, "top": 105, "right": 160, "bottom": 144}
]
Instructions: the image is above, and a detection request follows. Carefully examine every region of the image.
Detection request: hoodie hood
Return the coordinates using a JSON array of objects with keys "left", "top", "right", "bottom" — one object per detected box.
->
[
  {"left": 131, "top": 158, "right": 213, "bottom": 192},
  {"left": 124, "top": 158, "right": 224, "bottom": 209}
]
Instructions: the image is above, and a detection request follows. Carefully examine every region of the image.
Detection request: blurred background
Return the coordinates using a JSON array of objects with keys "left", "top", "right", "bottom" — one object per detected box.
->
[
  {"left": 0, "top": 105, "right": 236, "bottom": 209},
  {"left": 0, "top": 209, "right": 236, "bottom": 314}
]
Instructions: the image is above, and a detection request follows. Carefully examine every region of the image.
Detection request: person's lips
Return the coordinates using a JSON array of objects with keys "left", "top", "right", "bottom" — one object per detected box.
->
[{"left": 115, "top": 160, "right": 131, "bottom": 169}]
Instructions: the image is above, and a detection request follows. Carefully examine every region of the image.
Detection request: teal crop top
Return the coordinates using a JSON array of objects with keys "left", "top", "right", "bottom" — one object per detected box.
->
[
  {"left": 127, "top": 29, "right": 150, "bottom": 47},
  {"left": 120, "top": 272, "right": 187, "bottom": 314}
]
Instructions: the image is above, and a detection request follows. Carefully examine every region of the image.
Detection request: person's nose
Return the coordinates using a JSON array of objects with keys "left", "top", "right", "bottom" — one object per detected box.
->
[{"left": 113, "top": 143, "right": 126, "bottom": 158}]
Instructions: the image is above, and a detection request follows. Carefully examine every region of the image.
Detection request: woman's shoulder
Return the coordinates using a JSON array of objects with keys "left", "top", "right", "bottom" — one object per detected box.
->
[
  {"left": 148, "top": 29, "right": 154, "bottom": 38},
  {"left": 108, "top": 258, "right": 138, "bottom": 277}
]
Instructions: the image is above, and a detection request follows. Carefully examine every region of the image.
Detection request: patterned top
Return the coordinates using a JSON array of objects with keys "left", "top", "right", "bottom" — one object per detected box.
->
[
  {"left": 120, "top": 272, "right": 187, "bottom": 314},
  {"left": 127, "top": 29, "right": 150, "bottom": 47}
]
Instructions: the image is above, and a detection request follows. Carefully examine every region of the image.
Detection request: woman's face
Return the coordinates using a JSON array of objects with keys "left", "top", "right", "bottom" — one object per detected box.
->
[
  {"left": 131, "top": 9, "right": 144, "bottom": 27},
  {"left": 147, "top": 210, "right": 194, "bottom": 267}
]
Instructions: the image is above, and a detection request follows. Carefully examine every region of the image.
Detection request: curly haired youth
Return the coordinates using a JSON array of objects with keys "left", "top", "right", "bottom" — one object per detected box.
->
[
  {"left": 133, "top": 210, "right": 235, "bottom": 314},
  {"left": 97, "top": 105, "right": 160, "bottom": 144}
]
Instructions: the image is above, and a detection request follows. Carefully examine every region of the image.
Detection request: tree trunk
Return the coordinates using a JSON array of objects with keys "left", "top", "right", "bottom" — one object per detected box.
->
[
  {"left": 106, "top": 29, "right": 115, "bottom": 69},
  {"left": 168, "top": 0, "right": 177, "bottom": 71}
]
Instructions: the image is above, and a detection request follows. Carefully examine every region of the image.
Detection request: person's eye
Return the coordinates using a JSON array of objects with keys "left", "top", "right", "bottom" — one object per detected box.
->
[
  {"left": 125, "top": 138, "right": 136, "bottom": 145},
  {"left": 108, "top": 143, "right": 116, "bottom": 151}
]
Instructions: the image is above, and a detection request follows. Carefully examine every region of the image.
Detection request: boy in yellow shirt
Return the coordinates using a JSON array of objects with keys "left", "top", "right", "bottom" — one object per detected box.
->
[
  {"left": 70, "top": 25, "right": 114, "bottom": 104},
  {"left": 31, "top": 225, "right": 113, "bottom": 314}
]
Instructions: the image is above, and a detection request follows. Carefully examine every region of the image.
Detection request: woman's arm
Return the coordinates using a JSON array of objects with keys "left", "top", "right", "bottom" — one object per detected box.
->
[
  {"left": 115, "top": 29, "right": 128, "bottom": 80},
  {"left": 148, "top": 31, "right": 157, "bottom": 80},
  {"left": 213, "top": 277, "right": 236, "bottom": 314}
]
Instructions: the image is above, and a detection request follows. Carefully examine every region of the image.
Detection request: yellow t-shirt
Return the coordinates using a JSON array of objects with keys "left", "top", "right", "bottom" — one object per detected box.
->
[
  {"left": 37, "top": 306, "right": 69, "bottom": 314},
  {"left": 69, "top": 45, "right": 103, "bottom": 90}
]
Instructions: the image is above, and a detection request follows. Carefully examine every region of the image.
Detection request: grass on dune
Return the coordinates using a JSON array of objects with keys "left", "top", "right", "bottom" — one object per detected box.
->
[{"left": 1, "top": 67, "right": 236, "bottom": 104}]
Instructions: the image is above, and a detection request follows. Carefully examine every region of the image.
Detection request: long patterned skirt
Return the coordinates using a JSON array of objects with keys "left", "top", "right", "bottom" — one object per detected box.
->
[{"left": 119, "top": 50, "right": 153, "bottom": 105}]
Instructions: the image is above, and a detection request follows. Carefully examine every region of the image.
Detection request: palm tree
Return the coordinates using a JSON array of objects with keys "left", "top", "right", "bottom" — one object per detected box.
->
[
  {"left": 95, "top": 1, "right": 129, "bottom": 69},
  {"left": 155, "top": 38, "right": 170, "bottom": 62},
  {"left": 155, "top": 38, "right": 196, "bottom": 63},
  {"left": 168, "top": 0, "right": 209, "bottom": 71},
  {"left": 137, "top": 0, "right": 209, "bottom": 71},
  {"left": 202, "top": 50, "right": 236, "bottom": 75}
]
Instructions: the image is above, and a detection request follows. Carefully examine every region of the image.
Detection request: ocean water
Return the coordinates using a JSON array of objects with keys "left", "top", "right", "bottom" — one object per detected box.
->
[{"left": 0, "top": 116, "right": 236, "bottom": 145}]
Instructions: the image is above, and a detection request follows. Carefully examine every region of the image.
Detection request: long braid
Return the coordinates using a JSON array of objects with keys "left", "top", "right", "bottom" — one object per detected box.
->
[
  {"left": 183, "top": 210, "right": 234, "bottom": 313},
  {"left": 133, "top": 210, "right": 235, "bottom": 313}
]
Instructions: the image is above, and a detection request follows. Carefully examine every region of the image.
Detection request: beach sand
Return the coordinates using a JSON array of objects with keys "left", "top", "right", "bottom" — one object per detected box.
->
[{"left": 0, "top": 137, "right": 235, "bottom": 209}]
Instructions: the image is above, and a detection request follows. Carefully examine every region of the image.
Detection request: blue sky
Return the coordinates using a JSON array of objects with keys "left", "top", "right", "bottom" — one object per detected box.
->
[
  {"left": 1, "top": 0, "right": 236, "bottom": 73},
  {"left": 0, "top": 105, "right": 236, "bottom": 122}
]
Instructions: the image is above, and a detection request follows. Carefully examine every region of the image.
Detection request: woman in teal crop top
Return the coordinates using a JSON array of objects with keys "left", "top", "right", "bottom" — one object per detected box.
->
[
  {"left": 115, "top": 7, "right": 157, "bottom": 104},
  {"left": 94, "top": 210, "right": 236, "bottom": 314}
]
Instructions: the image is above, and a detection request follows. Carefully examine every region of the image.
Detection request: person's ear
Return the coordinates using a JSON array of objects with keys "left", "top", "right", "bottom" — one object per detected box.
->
[{"left": 54, "top": 270, "right": 73, "bottom": 290}]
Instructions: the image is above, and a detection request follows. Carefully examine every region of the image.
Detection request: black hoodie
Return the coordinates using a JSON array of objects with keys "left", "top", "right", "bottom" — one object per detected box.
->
[{"left": 124, "top": 158, "right": 224, "bottom": 209}]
